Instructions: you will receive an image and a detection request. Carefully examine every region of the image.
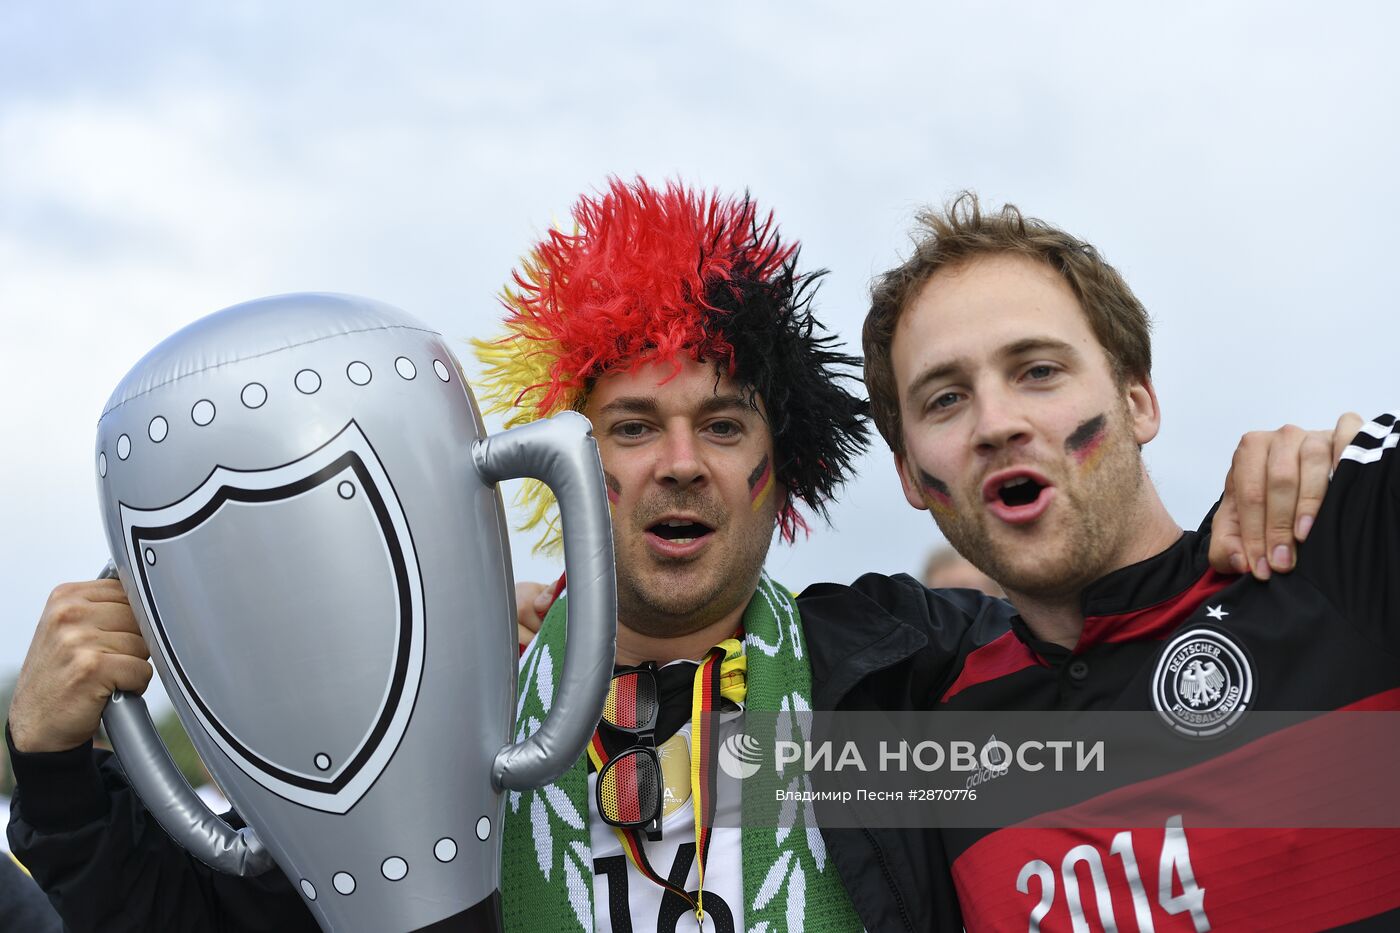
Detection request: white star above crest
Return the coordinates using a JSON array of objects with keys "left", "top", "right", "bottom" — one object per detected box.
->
[{"left": 1206, "top": 605, "right": 1228, "bottom": 621}]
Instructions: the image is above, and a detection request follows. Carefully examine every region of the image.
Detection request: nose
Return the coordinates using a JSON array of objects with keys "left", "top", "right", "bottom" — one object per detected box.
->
[
  {"left": 655, "top": 428, "right": 707, "bottom": 489},
  {"left": 972, "top": 385, "right": 1033, "bottom": 456}
]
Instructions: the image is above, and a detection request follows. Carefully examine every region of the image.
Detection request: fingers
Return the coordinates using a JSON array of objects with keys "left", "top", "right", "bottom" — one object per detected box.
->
[
  {"left": 1221, "top": 415, "right": 1359, "bottom": 581},
  {"left": 80, "top": 578, "right": 131, "bottom": 605},
  {"left": 56, "top": 597, "right": 142, "bottom": 636},
  {"left": 46, "top": 581, "right": 140, "bottom": 633},
  {"left": 67, "top": 649, "right": 155, "bottom": 700},
  {"left": 1271, "top": 406, "right": 1355, "bottom": 546},
  {"left": 77, "top": 628, "right": 152, "bottom": 662},
  {"left": 518, "top": 623, "right": 537, "bottom": 650},
  {"left": 1228, "top": 431, "right": 1271, "bottom": 579},
  {"left": 104, "top": 653, "right": 156, "bottom": 695},
  {"left": 1207, "top": 488, "right": 1247, "bottom": 575},
  {"left": 1331, "top": 412, "right": 1364, "bottom": 466},
  {"left": 1262, "top": 425, "right": 1305, "bottom": 574},
  {"left": 514, "top": 581, "right": 549, "bottom": 635},
  {"left": 9, "top": 579, "right": 150, "bottom": 753},
  {"left": 1294, "top": 430, "right": 1333, "bottom": 542}
]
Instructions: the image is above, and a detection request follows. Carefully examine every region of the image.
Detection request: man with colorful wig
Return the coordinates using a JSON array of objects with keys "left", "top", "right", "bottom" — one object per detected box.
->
[
  {"left": 473, "top": 177, "right": 877, "bottom": 932},
  {"left": 5, "top": 177, "right": 1344, "bottom": 933}
]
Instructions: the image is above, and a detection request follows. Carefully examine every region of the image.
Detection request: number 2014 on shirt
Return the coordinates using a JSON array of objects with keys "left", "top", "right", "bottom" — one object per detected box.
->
[{"left": 1016, "top": 815, "right": 1209, "bottom": 932}]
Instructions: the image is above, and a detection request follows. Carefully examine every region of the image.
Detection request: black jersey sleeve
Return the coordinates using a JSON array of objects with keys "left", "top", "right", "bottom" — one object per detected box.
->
[
  {"left": 1296, "top": 411, "right": 1400, "bottom": 657},
  {"left": 5, "top": 727, "right": 316, "bottom": 933},
  {"left": 800, "top": 572, "right": 1012, "bottom": 711}
]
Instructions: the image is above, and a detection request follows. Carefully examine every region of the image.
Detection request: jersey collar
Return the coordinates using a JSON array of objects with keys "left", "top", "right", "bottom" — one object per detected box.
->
[{"left": 1010, "top": 531, "right": 1236, "bottom": 657}]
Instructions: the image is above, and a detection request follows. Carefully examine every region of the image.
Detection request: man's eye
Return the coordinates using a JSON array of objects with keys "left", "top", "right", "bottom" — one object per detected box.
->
[
  {"left": 931, "top": 392, "right": 961, "bottom": 411},
  {"left": 1025, "top": 365, "right": 1057, "bottom": 380},
  {"left": 616, "top": 422, "right": 649, "bottom": 438},
  {"left": 707, "top": 420, "right": 740, "bottom": 437}
]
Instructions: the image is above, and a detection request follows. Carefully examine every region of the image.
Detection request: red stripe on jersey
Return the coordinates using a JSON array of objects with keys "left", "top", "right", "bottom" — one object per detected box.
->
[
  {"left": 941, "top": 630, "right": 1041, "bottom": 703},
  {"left": 1344, "top": 686, "right": 1400, "bottom": 711},
  {"left": 953, "top": 687, "right": 1400, "bottom": 931},
  {"left": 1080, "top": 569, "right": 1235, "bottom": 649}
]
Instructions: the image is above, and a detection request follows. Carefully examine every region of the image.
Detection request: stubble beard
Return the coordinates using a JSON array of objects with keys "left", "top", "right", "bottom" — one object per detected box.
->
[
  {"left": 932, "top": 406, "right": 1145, "bottom": 601},
  {"left": 614, "top": 490, "right": 776, "bottom": 639}
]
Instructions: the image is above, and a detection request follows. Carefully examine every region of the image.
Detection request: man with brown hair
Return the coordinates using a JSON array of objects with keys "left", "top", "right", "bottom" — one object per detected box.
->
[
  {"left": 865, "top": 193, "right": 1318, "bottom": 584},
  {"left": 836, "top": 191, "right": 1400, "bottom": 930}
]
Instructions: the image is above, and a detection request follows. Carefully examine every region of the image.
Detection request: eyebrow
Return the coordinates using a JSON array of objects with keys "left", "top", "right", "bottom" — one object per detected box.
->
[
  {"left": 698, "top": 394, "right": 757, "bottom": 417},
  {"left": 596, "top": 393, "right": 756, "bottom": 418},
  {"left": 596, "top": 396, "right": 661, "bottom": 417},
  {"left": 1001, "top": 337, "right": 1078, "bottom": 360},
  {"left": 903, "top": 337, "right": 1080, "bottom": 406}
]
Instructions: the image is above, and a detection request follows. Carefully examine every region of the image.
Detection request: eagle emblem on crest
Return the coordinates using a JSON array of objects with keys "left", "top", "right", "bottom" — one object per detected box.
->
[{"left": 1179, "top": 660, "right": 1225, "bottom": 707}]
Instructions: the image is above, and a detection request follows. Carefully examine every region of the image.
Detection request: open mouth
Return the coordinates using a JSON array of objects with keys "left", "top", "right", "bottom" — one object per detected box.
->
[
  {"left": 647, "top": 518, "right": 714, "bottom": 545},
  {"left": 981, "top": 469, "right": 1056, "bottom": 525},
  {"left": 997, "top": 475, "right": 1045, "bottom": 508}
]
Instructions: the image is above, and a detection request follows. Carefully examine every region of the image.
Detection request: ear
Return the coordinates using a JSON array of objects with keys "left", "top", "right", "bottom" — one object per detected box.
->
[
  {"left": 1125, "top": 375, "right": 1161, "bottom": 446},
  {"left": 894, "top": 451, "right": 930, "bottom": 511}
]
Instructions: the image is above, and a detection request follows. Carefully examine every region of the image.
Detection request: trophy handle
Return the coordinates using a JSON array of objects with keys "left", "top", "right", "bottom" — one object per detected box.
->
[
  {"left": 473, "top": 411, "right": 618, "bottom": 791},
  {"left": 98, "top": 561, "right": 275, "bottom": 876}
]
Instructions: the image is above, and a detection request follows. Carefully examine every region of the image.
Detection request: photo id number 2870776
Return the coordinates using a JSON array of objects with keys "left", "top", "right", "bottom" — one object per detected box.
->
[{"left": 908, "top": 787, "right": 977, "bottom": 802}]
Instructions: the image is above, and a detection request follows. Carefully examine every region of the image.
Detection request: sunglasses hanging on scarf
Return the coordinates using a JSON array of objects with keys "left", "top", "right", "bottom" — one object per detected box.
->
[{"left": 589, "top": 638, "right": 746, "bottom": 926}]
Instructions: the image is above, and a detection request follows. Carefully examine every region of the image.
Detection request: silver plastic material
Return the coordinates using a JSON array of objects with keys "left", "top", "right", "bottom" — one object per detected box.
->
[
  {"left": 92, "top": 293, "right": 617, "bottom": 933},
  {"left": 104, "top": 692, "right": 274, "bottom": 875},
  {"left": 474, "top": 412, "right": 618, "bottom": 791},
  {"left": 99, "top": 564, "right": 276, "bottom": 877}
]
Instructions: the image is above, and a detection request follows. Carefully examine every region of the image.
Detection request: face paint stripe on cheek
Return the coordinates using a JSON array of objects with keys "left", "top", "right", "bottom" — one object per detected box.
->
[
  {"left": 747, "top": 454, "right": 774, "bottom": 510},
  {"left": 1065, "top": 413, "right": 1108, "bottom": 466},
  {"left": 604, "top": 471, "right": 622, "bottom": 505},
  {"left": 918, "top": 468, "right": 954, "bottom": 510}
]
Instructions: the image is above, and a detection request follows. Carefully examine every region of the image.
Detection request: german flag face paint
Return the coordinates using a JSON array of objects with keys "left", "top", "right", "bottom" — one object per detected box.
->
[
  {"left": 604, "top": 470, "right": 623, "bottom": 506},
  {"left": 1065, "top": 413, "right": 1108, "bottom": 468},
  {"left": 919, "top": 468, "right": 956, "bottom": 515},
  {"left": 747, "top": 454, "right": 773, "bottom": 511}
]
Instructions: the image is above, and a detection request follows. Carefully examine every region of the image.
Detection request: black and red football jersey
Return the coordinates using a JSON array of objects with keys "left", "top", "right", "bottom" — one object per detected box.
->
[{"left": 938, "top": 412, "right": 1400, "bottom": 931}]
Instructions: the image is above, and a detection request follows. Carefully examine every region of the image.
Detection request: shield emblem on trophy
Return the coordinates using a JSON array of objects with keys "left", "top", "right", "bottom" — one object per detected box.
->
[{"left": 118, "top": 420, "right": 425, "bottom": 814}]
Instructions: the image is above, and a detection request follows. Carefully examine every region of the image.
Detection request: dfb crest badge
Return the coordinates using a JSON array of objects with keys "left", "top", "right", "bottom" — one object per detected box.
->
[{"left": 1151, "top": 626, "right": 1254, "bottom": 738}]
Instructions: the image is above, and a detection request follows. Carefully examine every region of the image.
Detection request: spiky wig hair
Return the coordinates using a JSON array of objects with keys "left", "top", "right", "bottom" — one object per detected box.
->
[{"left": 474, "top": 177, "right": 868, "bottom": 553}]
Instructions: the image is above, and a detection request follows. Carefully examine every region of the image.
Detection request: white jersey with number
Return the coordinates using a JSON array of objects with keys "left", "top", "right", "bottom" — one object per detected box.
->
[{"left": 589, "top": 705, "right": 744, "bottom": 933}]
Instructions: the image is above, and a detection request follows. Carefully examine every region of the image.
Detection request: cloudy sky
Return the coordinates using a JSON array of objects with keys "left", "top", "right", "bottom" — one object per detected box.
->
[{"left": 2, "top": 2, "right": 1396, "bottom": 707}]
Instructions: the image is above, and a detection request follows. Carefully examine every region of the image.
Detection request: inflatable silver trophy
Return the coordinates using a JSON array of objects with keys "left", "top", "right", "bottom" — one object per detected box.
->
[{"left": 93, "top": 293, "right": 616, "bottom": 932}]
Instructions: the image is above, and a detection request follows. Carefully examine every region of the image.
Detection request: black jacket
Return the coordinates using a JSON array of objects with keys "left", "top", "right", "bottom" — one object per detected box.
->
[
  {"left": 1, "top": 849, "right": 66, "bottom": 933},
  {"left": 5, "top": 727, "right": 317, "bottom": 932},
  {"left": 7, "top": 574, "right": 1012, "bottom": 933},
  {"left": 802, "top": 573, "right": 1014, "bottom": 933}
]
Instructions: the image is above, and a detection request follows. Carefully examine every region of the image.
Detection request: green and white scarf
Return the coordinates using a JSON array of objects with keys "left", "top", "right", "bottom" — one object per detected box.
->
[{"left": 501, "top": 573, "right": 862, "bottom": 932}]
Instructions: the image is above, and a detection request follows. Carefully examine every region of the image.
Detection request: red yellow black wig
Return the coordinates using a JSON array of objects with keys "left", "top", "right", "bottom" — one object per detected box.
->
[{"left": 474, "top": 177, "right": 868, "bottom": 552}]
